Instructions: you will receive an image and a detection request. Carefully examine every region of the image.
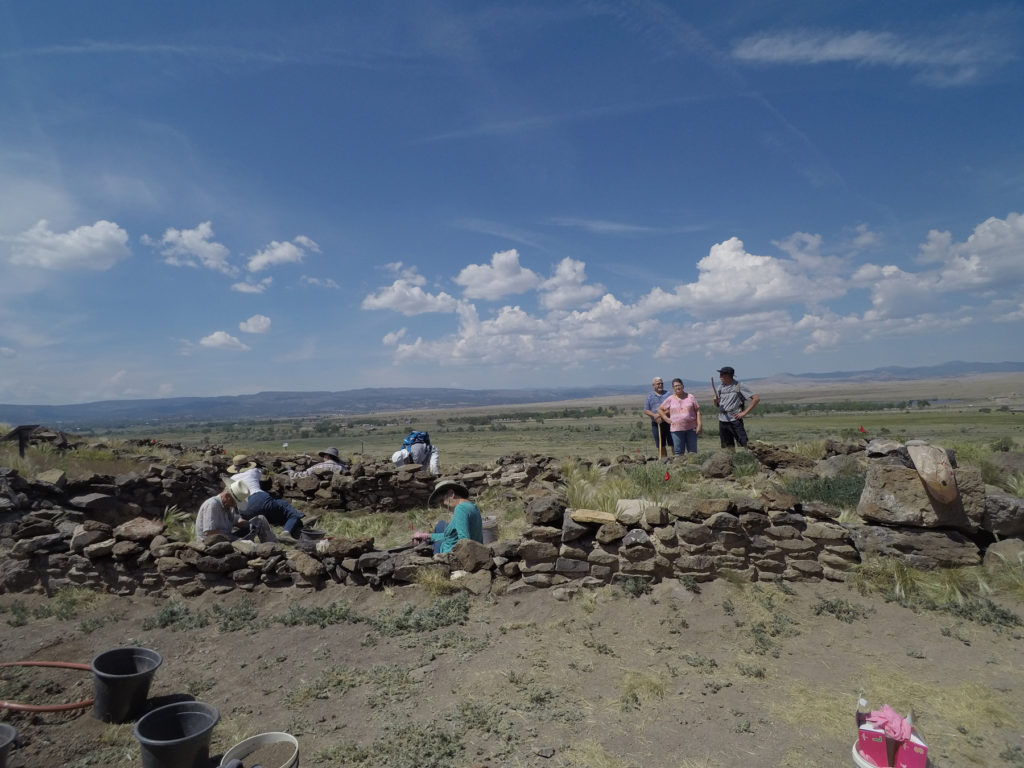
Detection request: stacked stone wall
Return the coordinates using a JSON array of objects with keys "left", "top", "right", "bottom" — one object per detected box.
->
[{"left": 1, "top": 439, "right": 1022, "bottom": 599}]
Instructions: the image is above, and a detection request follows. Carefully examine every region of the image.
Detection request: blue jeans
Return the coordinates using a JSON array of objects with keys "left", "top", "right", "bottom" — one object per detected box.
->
[
  {"left": 431, "top": 519, "right": 447, "bottom": 555},
  {"left": 242, "top": 491, "right": 304, "bottom": 536},
  {"left": 671, "top": 430, "right": 698, "bottom": 454}
]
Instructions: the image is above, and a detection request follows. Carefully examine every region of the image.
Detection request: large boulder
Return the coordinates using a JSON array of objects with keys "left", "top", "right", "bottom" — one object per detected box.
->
[
  {"left": 857, "top": 464, "right": 983, "bottom": 533},
  {"left": 0, "top": 558, "right": 41, "bottom": 592},
  {"left": 983, "top": 538, "right": 1024, "bottom": 569},
  {"left": 846, "top": 524, "right": 980, "bottom": 569},
  {"left": 449, "top": 538, "right": 492, "bottom": 573},
  {"left": 113, "top": 517, "right": 165, "bottom": 542},
  {"left": 748, "top": 442, "right": 815, "bottom": 471},
  {"left": 700, "top": 452, "right": 733, "bottom": 479},
  {"left": 981, "top": 491, "right": 1024, "bottom": 537},
  {"left": 524, "top": 496, "right": 565, "bottom": 526}
]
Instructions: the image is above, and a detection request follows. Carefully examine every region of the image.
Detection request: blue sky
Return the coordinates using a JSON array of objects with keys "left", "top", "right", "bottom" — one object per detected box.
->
[{"left": 1, "top": 1, "right": 1022, "bottom": 405}]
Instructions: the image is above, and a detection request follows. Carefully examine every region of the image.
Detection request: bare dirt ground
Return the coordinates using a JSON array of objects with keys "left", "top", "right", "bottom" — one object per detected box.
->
[{"left": 1, "top": 574, "right": 1022, "bottom": 768}]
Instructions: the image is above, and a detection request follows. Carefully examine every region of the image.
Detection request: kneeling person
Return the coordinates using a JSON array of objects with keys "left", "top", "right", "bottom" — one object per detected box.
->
[
  {"left": 195, "top": 480, "right": 277, "bottom": 543},
  {"left": 412, "top": 480, "right": 483, "bottom": 555},
  {"left": 229, "top": 454, "right": 306, "bottom": 539}
]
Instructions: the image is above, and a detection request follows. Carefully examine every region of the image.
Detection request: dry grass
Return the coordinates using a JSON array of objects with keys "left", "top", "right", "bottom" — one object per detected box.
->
[
  {"left": 618, "top": 669, "right": 666, "bottom": 711},
  {"left": 210, "top": 714, "right": 252, "bottom": 756},
  {"left": 563, "top": 741, "right": 635, "bottom": 768},
  {"left": 415, "top": 568, "right": 461, "bottom": 596}
]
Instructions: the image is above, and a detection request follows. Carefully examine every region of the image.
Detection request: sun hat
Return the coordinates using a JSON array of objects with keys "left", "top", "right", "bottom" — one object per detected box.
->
[
  {"left": 226, "top": 479, "right": 251, "bottom": 506},
  {"left": 427, "top": 479, "right": 469, "bottom": 507},
  {"left": 716, "top": 366, "right": 735, "bottom": 376},
  {"left": 318, "top": 447, "right": 341, "bottom": 461},
  {"left": 227, "top": 454, "right": 258, "bottom": 473}
]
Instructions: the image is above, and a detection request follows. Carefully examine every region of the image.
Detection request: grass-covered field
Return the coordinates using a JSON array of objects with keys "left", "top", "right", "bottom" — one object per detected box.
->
[
  {"left": 44, "top": 399, "right": 1019, "bottom": 466},
  {"left": 4, "top": 380, "right": 1024, "bottom": 477}
]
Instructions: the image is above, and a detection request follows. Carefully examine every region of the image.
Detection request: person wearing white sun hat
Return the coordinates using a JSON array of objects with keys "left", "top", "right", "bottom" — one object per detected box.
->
[
  {"left": 227, "top": 453, "right": 306, "bottom": 539},
  {"left": 194, "top": 479, "right": 276, "bottom": 543}
]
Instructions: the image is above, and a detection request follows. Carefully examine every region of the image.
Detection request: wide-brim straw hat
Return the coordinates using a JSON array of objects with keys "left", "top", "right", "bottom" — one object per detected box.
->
[
  {"left": 427, "top": 479, "right": 469, "bottom": 507},
  {"left": 228, "top": 454, "right": 258, "bottom": 473},
  {"left": 227, "top": 479, "right": 251, "bottom": 506}
]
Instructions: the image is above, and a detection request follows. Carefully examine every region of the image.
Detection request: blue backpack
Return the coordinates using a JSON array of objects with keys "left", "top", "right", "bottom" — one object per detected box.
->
[{"left": 402, "top": 430, "right": 430, "bottom": 449}]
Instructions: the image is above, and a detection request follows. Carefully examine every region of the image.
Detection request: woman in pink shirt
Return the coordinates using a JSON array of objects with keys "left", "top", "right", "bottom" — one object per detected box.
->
[{"left": 657, "top": 378, "right": 702, "bottom": 454}]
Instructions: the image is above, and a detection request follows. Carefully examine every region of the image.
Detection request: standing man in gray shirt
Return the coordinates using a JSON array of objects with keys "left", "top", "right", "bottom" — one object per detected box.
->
[
  {"left": 643, "top": 377, "right": 672, "bottom": 458},
  {"left": 713, "top": 366, "right": 759, "bottom": 450}
]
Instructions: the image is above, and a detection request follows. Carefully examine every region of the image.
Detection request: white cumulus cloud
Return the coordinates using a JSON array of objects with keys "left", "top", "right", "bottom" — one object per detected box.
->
[
  {"left": 247, "top": 235, "right": 320, "bottom": 272},
  {"left": 854, "top": 211, "right": 1024, "bottom": 320},
  {"left": 231, "top": 277, "right": 273, "bottom": 294},
  {"left": 368, "top": 210, "right": 1024, "bottom": 371},
  {"left": 199, "top": 331, "right": 250, "bottom": 351},
  {"left": 670, "top": 237, "right": 846, "bottom": 316},
  {"left": 453, "top": 249, "right": 541, "bottom": 300},
  {"left": 382, "top": 328, "right": 407, "bottom": 345},
  {"left": 239, "top": 314, "right": 271, "bottom": 334},
  {"left": 143, "top": 221, "right": 234, "bottom": 275},
  {"left": 539, "top": 258, "right": 605, "bottom": 310},
  {"left": 8, "top": 219, "right": 130, "bottom": 270},
  {"left": 362, "top": 278, "right": 460, "bottom": 315}
]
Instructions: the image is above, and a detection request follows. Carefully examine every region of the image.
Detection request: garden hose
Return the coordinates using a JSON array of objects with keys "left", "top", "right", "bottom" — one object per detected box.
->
[{"left": 0, "top": 660, "right": 94, "bottom": 712}]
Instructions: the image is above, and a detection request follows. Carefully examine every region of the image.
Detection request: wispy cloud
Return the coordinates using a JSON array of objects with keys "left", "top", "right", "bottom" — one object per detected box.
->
[
  {"left": 2, "top": 40, "right": 298, "bottom": 66},
  {"left": 550, "top": 217, "right": 707, "bottom": 236},
  {"left": 231, "top": 277, "right": 273, "bottom": 294},
  {"left": 301, "top": 275, "right": 340, "bottom": 289},
  {"left": 419, "top": 96, "right": 707, "bottom": 143},
  {"left": 453, "top": 218, "right": 546, "bottom": 251},
  {"left": 733, "top": 28, "right": 1014, "bottom": 86}
]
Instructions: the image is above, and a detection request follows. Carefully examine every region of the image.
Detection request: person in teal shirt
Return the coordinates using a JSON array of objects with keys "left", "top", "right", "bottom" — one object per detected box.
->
[{"left": 413, "top": 480, "right": 483, "bottom": 554}]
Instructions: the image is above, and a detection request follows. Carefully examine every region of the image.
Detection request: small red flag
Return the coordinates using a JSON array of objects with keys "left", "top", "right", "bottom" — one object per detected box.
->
[
  {"left": 664, "top": 471, "right": 671, "bottom": 481},
  {"left": 859, "top": 426, "right": 866, "bottom": 433}
]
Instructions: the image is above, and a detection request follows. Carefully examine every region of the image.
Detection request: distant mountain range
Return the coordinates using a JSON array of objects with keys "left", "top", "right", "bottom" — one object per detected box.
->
[
  {"left": 2, "top": 360, "right": 1022, "bottom": 428},
  {"left": 788, "top": 360, "right": 1024, "bottom": 381}
]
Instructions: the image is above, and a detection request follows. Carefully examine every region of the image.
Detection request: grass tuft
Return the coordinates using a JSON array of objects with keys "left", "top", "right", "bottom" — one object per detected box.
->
[
  {"left": 415, "top": 567, "right": 461, "bottom": 595},
  {"left": 142, "top": 600, "right": 210, "bottom": 631},
  {"left": 211, "top": 596, "right": 261, "bottom": 632},
  {"left": 367, "top": 594, "right": 470, "bottom": 634},
  {"left": 811, "top": 597, "right": 874, "bottom": 623},
  {"left": 781, "top": 473, "right": 866, "bottom": 509},
  {"left": 854, "top": 556, "right": 1024, "bottom": 628},
  {"left": 618, "top": 670, "right": 666, "bottom": 711}
]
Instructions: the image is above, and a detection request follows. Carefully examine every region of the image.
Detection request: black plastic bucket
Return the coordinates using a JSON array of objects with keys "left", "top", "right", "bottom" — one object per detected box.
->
[
  {"left": 133, "top": 701, "right": 220, "bottom": 768},
  {"left": 299, "top": 527, "right": 326, "bottom": 542},
  {"left": 90, "top": 646, "right": 163, "bottom": 723},
  {"left": 0, "top": 723, "right": 17, "bottom": 768}
]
